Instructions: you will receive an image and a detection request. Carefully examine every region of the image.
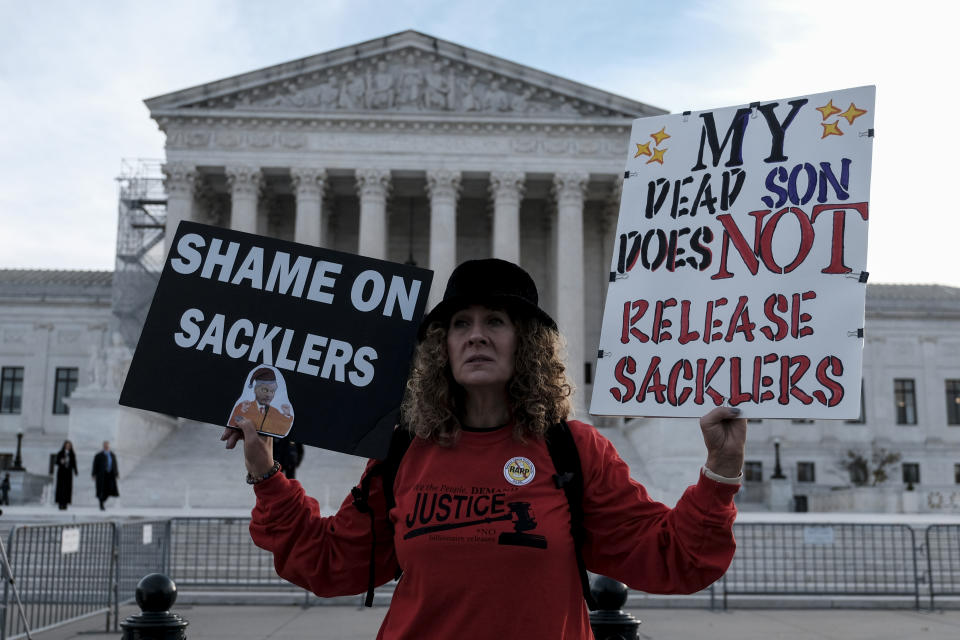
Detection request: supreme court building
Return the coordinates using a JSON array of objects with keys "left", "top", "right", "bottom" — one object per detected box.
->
[{"left": 146, "top": 30, "right": 664, "bottom": 406}]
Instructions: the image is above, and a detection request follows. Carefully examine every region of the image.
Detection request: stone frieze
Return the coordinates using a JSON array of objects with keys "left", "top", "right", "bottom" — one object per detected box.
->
[
  {"left": 180, "top": 49, "right": 635, "bottom": 119},
  {"left": 166, "top": 125, "right": 629, "bottom": 162}
]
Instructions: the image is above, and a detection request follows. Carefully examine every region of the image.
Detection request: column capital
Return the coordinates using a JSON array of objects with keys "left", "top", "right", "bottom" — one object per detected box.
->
[
  {"left": 161, "top": 162, "right": 198, "bottom": 197},
  {"left": 290, "top": 167, "right": 327, "bottom": 199},
  {"left": 489, "top": 170, "right": 526, "bottom": 201},
  {"left": 225, "top": 165, "right": 263, "bottom": 198},
  {"left": 355, "top": 168, "right": 392, "bottom": 199},
  {"left": 552, "top": 171, "right": 589, "bottom": 204},
  {"left": 426, "top": 169, "right": 462, "bottom": 201}
]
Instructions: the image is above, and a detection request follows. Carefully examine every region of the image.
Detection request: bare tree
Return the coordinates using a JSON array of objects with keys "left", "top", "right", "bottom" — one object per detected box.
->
[{"left": 837, "top": 447, "right": 902, "bottom": 487}]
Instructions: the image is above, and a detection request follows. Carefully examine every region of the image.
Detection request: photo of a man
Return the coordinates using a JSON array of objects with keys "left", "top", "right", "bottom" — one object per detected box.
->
[{"left": 228, "top": 366, "right": 295, "bottom": 437}]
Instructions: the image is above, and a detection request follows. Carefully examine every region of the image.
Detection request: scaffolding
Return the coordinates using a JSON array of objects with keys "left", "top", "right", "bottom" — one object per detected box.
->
[{"left": 112, "top": 158, "right": 167, "bottom": 348}]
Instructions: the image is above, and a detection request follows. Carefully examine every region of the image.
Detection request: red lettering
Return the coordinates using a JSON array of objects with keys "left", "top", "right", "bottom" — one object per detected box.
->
[
  {"left": 610, "top": 356, "right": 637, "bottom": 402},
  {"left": 652, "top": 298, "right": 676, "bottom": 343},
  {"left": 792, "top": 290, "right": 816, "bottom": 339},
  {"left": 703, "top": 297, "right": 727, "bottom": 344},
  {"left": 695, "top": 357, "right": 726, "bottom": 405},
  {"left": 761, "top": 293, "right": 789, "bottom": 340},
  {"left": 725, "top": 295, "right": 756, "bottom": 342},
  {"left": 667, "top": 359, "right": 693, "bottom": 406},
  {"left": 758, "top": 353, "right": 778, "bottom": 402},
  {"left": 637, "top": 357, "right": 666, "bottom": 403},
  {"left": 728, "top": 357, "right": 752, "bottom": 406},
  {"left": 712, "top": 213, "right": 760, "bottom": 280},
  {"left": 811, "top": 202, "right": 869, "bottom": 274},
  {"left": 620, "top": 300, "right": 650, "bottom": 344},
  {"left": 813, "top": 355, "right": 844, "bottom": 406},
  {"left": 778, "top": 355, "right": 813, "bottom": 405},
  {"left": 758, "top": 207, "right": 815, "bottom": 273},
  {"left": 678, "top": 300, "right": 700, "bottom": 344}
]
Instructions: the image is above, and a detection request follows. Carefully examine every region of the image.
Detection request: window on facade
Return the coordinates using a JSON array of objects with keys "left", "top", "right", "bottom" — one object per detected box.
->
[
  {"left": 947, "top": 380, "right": 960, "bottom": 426},
  {"left": 797, "top": 462, "right": 816, "bottom": 483},
  {"left": 744, "top": 461, "right": 763, "bottom": 482},
  {"left": 52, "top": 367, "right": 78, "bottom": 415},
  {"left": 955, "top": 464, "right": 960, "bottom": 485},
  {"left": 1, "top": 367, "right": 24, "bottom": 414},
  {"left": 849, "top": 461, "right": 869, "bottom": 486},
  {"left": 902, "top": 463, "right": 920, "bottom": 486},
  {"left": 894, "top": 379, "right": 917, "bottom": 425},
  {"left": 846, "top": 379, "right": 866, "bottom": 424}
]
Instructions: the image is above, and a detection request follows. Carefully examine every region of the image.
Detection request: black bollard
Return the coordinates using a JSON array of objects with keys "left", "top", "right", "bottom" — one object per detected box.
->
[
  {"left": 589, "top": 576, "right": 640, "bottom": 640},
  {"left": 120, "top": 573, "right": 189, "bottom": 640}
]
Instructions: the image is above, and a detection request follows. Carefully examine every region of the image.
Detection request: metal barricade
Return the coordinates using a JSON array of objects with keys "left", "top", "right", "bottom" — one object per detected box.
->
[
  {"left": 0, "top": 522, "right": 118, "bottom": 640},
  {"left": 117, "top": 520, "right": 171, "bottom": 600},
  {"left": 168, "top": 517, "right": 293, "bottom": 590},
  {"left": 926, "top": 524, "right": 960, "bottom": 609},
  {"left": 722, "top": 523, "right": 920, "bottom": 609}
]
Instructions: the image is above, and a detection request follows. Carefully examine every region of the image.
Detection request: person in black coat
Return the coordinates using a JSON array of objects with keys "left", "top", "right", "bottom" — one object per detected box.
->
[
  {"left": 273, "top": 440, "right": 304, "bottom": 480},
  {"left": 54, "top": 440, "right": 78, "bottom": 510},
  {"left": 91, "top": 441, "right": 119, "bottom": 510}
]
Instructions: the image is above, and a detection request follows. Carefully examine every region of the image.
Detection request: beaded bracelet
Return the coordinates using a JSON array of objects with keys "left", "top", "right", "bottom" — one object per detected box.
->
[{"left": 246, "top": 460, "right": 281, "bottom": 485}]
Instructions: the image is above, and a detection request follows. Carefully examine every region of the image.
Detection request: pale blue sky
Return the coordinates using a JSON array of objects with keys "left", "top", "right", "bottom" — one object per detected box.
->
[{"left": 1, "top": 0, "right": 956, "bottom": 285}]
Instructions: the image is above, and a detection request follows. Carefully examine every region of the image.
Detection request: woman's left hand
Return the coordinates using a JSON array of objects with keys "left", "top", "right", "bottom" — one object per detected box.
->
[{"left": 699, "top": 407, "right": 747, "bottom": 478}]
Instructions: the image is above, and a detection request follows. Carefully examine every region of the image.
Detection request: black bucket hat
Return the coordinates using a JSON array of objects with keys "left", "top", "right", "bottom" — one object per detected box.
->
[{"left": 418, "top": 259, "right": 556, "bottom": 340}]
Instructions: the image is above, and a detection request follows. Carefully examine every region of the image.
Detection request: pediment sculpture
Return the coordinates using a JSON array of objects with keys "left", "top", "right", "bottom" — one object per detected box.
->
[{"left": 190, "top": 51, "right": 630, "bottom": 118}]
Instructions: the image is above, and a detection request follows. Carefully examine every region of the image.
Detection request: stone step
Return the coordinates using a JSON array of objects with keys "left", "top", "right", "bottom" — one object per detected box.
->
[
  {"left": 96, "top": 420, "right": 366, "bottom": 510},
  {"left": 60, "top": 420, "right": 650, "bottom": 510}
]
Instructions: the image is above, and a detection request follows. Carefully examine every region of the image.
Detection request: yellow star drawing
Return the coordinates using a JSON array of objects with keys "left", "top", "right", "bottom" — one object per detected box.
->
[
  {"left": 816, "top": 100, "right": 842, "bottom": 120},
  {"left": 650, "top": 127, "right": 670, "bottom": 146},
  {"left": 820, "top": 121, "right": 844, "bottom": 139},
  {"left": 646, "top": 147, "right": 667, "bottom": 165},
  {"left": 634, "top": 142, "right": 652, "bottom": 158},
  {"left": 840, "top": 103, "right": 868, "bottom": 125}
]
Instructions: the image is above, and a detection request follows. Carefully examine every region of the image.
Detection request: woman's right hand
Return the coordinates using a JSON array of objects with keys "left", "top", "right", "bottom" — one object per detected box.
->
[{"left": 221, "top": 416, "right": 275, "bottom": 477}]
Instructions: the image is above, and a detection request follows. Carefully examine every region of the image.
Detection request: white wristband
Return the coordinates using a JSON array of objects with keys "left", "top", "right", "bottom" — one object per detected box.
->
[{"left": 702, "top": 465, "right": 742, "bottom": 485}]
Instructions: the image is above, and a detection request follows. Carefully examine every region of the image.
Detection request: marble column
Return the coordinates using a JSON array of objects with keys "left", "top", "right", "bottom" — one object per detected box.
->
[
  {"left": 489, "top": 171, "right": 525, "bottom": 264},
  {"left": 426, "top": 169, "right": 462, "bottom": 308},
  {"left": 600, "top": 176, "right": 624, "bottom": 289},
  {"left": 225, "top": 166, "right": 263, "bottom": 234},
  {"left": 291, "top": 168, "right": 326, "bottom": 247},
  {"left": 553, "top": 172, "right": 589, "bottom": 408},
  {"left": 356, "top": 168, "right": 392, "bottom": 259},
  {"left": 161, "top": 162, "right": 198, "bottom": 256}
]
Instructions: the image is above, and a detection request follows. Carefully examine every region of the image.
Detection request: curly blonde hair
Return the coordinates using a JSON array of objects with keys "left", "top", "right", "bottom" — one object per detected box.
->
[{"left": 401, "top": 313, "right": 573, "bottom": 446}]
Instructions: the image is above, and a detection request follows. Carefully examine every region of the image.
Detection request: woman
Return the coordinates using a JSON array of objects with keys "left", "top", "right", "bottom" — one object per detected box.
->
[
  {"left": 223, "top": 258, "right": 746, "bottom": 639},
  {"left": 54, "top": 440, "right": 78, "bottom": 510}
]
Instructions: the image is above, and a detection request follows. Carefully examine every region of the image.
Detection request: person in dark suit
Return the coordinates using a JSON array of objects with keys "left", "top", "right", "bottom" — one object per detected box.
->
[
  {"left": 91, "top": 441, "right": 119, "bottom": 510},
  {"left": 54, "top": 440, "right": 78, "bottom": 510},
  {"left": 274, "top": 440, "right": 304, "bottom": 480}
]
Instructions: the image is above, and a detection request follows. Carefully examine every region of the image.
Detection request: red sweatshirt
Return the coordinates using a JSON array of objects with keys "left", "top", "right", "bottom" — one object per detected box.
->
[{"left": 250, "top": 420, "right": 738, "bottom": 639}]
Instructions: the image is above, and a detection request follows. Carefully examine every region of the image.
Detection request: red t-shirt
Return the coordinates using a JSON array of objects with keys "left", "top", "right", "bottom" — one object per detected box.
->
[{"left": 250, "top": 420, "right": 738, "bottom": 639}]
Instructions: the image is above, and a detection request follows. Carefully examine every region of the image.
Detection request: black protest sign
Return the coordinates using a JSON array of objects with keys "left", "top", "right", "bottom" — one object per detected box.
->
[{"left": 119, "top": 222, "right": 433, "bottom": 459}]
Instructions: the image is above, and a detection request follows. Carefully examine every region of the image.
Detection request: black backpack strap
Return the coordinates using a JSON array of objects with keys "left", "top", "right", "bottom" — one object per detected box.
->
[
  {"left": 350, "top": 425, "right": 415, "bottom": 607},
  {"left": 546, "top": 420, "right": 599, "bottom": 611}
]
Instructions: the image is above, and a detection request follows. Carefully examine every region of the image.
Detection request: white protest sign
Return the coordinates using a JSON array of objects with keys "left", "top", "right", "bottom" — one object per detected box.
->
[
  {"left": 591, "top": 86, "right": 874, "bottom": 419},
  {"left": 142, "top": 524, "right": 153, "bottom": 545},
  {"left": 61, "top": 528, "right": 80, "bottom": 554},
  {"left": 803, "top": 526, "right": 836, "bottom": 545}
]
